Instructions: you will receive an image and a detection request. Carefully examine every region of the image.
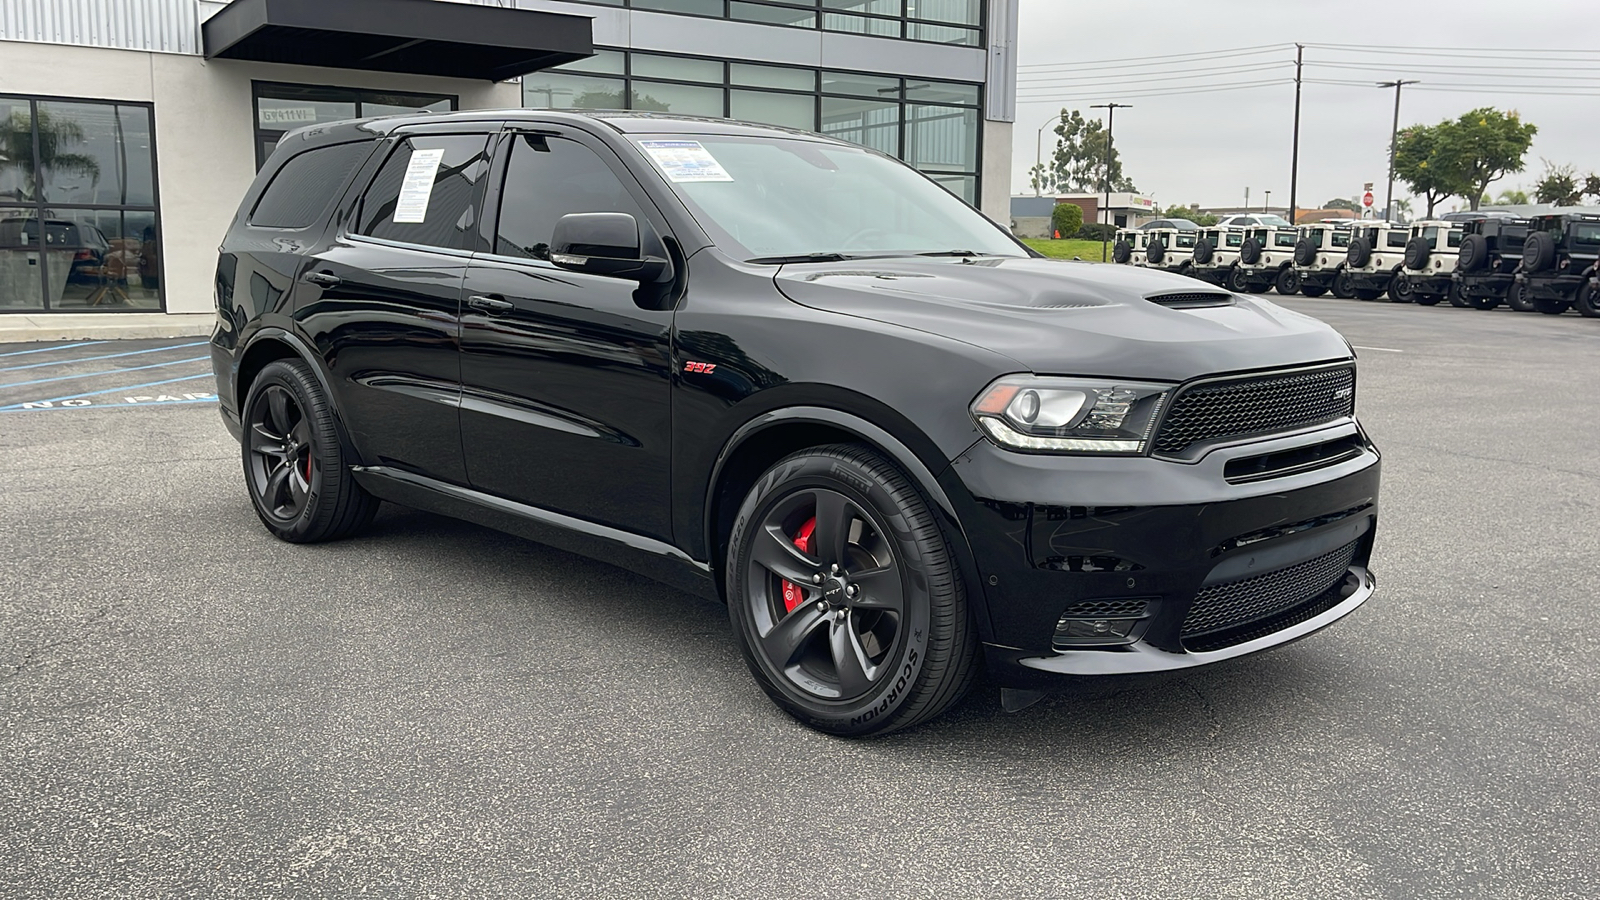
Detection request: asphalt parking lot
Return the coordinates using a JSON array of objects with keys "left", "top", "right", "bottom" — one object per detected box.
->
[{"left": 3, "top": 302, "right": 1598, "bottom": 899}]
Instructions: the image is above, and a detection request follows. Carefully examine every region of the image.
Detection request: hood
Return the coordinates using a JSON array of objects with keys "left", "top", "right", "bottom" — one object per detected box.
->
[{"left": 774, "top": 256, "right": 1352, "bottom": 383}]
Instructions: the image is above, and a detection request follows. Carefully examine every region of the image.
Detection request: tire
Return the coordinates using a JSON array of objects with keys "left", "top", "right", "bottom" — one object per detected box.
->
[
  {"left": 725, "top": 444, "right": 976, "bottom": 736},
  {"left": 1522, "top": 231, "right": 1556, "bottom": 273},
  {"left": 1403, "top": 237, "right": 1431, "bottom": 271},
  {"left": 241, "top": 359, "right": 379, "bottom": 543},
  {"left": 1506, "top": 282, "right": 1536, "bottom": 312},
  {"left": 1354, "top": 288, "right": 1384, "bottom": 301},
  {"left": 1577, "top": 280, "right": 1600, "bottom": 318},
  {"left": 1532, "top": 296, "right": 1570, "bottom": 315},
  {"left": 1240, "top": 238, "right": 1262, "bottom": 266},
  {"left": 1192, "top": 239, "right": 1214, "bottom": 265},
  {"left": 1469, "top": 295, "right": 1501, "bottom": 310},
  {"left": 1246, "top": 281, "right": 1272, "bottom": 294},
  {"left": 1332, "top": 268, "right": 1356, "bottom": 299},
  {"left": 1300, "top": 285, "right": 1328, "bottom": 298},
  {"left": 1112, "top": 240, "right": 1131, "bottom": 264},
  {"left": 1275, "top": 266, "right": 1300, "bottom": 296},
  {"left": 1447, "top": 283, "right": 1471, "bottom": 308},
  {"left": 1457, "top": 233, "right": 1488, "bottom": 272},
  {"left": 1225, "top": 265, "right": 1249, "bottom": 293},
  {"left": 1415, "top": 293, "right": 1442, "bottom": 306},
  {"left": 1388, "top": 271, "right": 1414, "bottom": 302},
  {"left": 1347, "top": 238, "right": 1372, "bottom": 269}
]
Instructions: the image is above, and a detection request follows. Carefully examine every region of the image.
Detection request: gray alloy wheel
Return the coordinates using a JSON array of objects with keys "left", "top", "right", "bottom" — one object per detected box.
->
[{"left": 725, "top": 444, "right": 976, "bottom": 736}]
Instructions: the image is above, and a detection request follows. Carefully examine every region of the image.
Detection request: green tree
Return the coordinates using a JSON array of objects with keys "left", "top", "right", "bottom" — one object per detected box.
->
[
  {"left": 1037, "top": 109, "right": 1136, "bottom": 194},
  {"left": 1493, "top": 188, "right": 1530, "bottom": 205},
  {"left": 1160, "top": 204, "right": 1217, "bottom": 226},
  {"left": 1393, "top": 124, "right": 1459, "bottom": 218},
  {"left": 0, "top": 108, "right": 99, "bottom": 201},
  {"left": 1534, "top": 160, "right": 1584, "bottom": 206},
  {"left": 1049, "top": 202, "right": 1083, "bottom": 238},
  {"left": 1324, "top": 197, "right": 1362, "bottom": 212},
  {"left": 1435, "top": 107, "right": 1537, "bottom": 211}
]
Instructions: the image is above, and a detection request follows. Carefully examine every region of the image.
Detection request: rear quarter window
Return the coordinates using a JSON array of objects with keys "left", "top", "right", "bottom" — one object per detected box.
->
[{"left": 250, "top": 141, "right": 373, "bottom": 229}]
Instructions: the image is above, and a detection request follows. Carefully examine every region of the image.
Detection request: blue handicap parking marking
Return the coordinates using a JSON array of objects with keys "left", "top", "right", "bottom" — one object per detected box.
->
[
  {"left": 1, "top": 372, "right": 217, "bottom": 413},
  {"left": 0, "top": 341, "right": 109, "bottom": 360},
  {"left": 0, "top": 337, "right": 219, "bottom": 414},
  {"left": 0, "top": 340, "right": 208, "bottom": 373}
]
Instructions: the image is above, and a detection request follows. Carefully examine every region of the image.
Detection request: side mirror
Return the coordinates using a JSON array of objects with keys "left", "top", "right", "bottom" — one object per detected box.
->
[{"left": 550, "top": 212, "right": 670, "bottom": 283}]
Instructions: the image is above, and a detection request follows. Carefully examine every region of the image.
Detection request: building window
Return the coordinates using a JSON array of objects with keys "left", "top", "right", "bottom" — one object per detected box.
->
[
  {"left": 252, "top": 83, "right": 457, "bottom": 170},
  {"left": 563, "top": 0, "right": 982, "bottom": 45},
  {"left": 0, "top": 95, "right": 162, "bottom": 313},
  {"left": 523, "top": 51, "right": 983, "bottom": 205}
]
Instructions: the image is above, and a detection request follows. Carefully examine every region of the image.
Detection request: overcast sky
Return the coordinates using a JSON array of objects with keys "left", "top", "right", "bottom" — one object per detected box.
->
[{"left": 1012, "top": 0, "right": 1600, "bottom": 212}]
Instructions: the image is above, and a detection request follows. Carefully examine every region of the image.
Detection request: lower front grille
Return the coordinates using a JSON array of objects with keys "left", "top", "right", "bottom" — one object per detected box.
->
[{"left": 1181, "top": 539, "right": 1359, "bottom": 650}]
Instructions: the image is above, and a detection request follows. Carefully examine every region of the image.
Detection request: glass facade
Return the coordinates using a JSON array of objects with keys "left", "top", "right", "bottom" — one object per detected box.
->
[
  {"left": 524, "top": 51, "right": 983, "bottom": 204},
  {"left": 252, "top": 83, "right": 457, "bottom": 169},
  {"left": 563, "top": 0, "right": 984, "bottom": 45},
  {"left": 0, "top": 95, "right": 162, "bottom": 312}
]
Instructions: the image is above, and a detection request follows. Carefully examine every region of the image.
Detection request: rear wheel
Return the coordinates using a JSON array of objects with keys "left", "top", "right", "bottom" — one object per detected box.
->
[
  {"left": 1447, "top": 284, "right": 1471, "bottom": 308},
  {"left": 1300, "top": 285, "right": 1327, "bottom": 298},
  {"left": 242, "top": 359, "right": 378, "bottom": 543},
  {"left": 1274, "top": 266, "right": 1300, "bottom": 296},
  {"left": 1533, "top": 296, "right": 1570, "bottom": 315},
  {"left": 1415, "top": 293, "right": 1442, "bottom": 306},
  {"left": 1468, "top": 295, "right": 1501, "bottom": 310},
  {"left": 1388, "top": 273, "right": 1415, "bottom": 302},
  {"left": 1577, "top": 280, "right": 1600, "bottom": 318},
  {"left": 1354, "top": 288, "right": 1383, "bottom": 301},
  {"left": 1225, "top": 265, "right": 1248, "bottom": 293},
  {"left": 1331, "top": 269, "right": 1355, "bottom": 299},
  {"left": 1506, "top": 282, "right": 1536, "bottom": 312},
  {"left": 726, "top": 444, "right": 976, "bottom": 736}
]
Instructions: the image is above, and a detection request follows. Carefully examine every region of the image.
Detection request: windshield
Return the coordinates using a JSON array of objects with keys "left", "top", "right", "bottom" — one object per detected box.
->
[
  {"left": 633, "top": 135, "right": 1024, "bottom": 262},
  {"left": 1259, "top": 215, "right": 1292, "bottom": 227}
]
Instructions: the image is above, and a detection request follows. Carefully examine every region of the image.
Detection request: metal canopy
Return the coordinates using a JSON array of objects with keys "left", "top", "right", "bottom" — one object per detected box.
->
[{"left": 203, "top": 0, "right": 594, "bottom": 81}]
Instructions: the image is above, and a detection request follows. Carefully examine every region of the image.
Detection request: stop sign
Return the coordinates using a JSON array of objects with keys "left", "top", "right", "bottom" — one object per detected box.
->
[{"left": 1362, "top": 191, "right": 1374, "bottom": 208}]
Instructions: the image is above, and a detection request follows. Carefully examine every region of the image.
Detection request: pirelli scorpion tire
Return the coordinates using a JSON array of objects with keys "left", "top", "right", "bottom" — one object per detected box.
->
[
  {"left": 726, "top": 444, "right": 977, "bottom": 736},
  {"left": 241, "top": 359, "right": 379, "bottom": 543}
]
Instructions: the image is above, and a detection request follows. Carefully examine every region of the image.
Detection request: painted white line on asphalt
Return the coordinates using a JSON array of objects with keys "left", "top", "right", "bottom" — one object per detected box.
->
[{"left": 1353, "top": 346, "right": 1404, "bottom": 353}]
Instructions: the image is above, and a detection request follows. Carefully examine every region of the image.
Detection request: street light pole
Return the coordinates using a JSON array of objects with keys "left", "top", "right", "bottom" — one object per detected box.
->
[
  {"left": 1378, "top": 79, "right": 1419, "bottom": 222},
  {"left": 1264, "top": 190, "right": 1272, "bottom": 214},
  {"left": 1034, "top": 112, "right": 1061, "bottom": 197},
  {"left": 1089, "top": 102, "right": 1130, "bottom": 262}
]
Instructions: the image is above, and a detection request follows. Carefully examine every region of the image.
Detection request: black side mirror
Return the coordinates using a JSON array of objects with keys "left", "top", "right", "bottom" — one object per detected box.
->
[{"left": 550, "top": 212, "right": 670, "bottom": 283}]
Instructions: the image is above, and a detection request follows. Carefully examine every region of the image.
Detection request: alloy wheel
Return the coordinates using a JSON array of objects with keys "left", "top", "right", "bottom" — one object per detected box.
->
[{"left": 247, "top": 384, "right": 315, "bottom": 522}]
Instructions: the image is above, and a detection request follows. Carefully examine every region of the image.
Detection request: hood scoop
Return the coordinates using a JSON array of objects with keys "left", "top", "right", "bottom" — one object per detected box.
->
[{"left": 1144, "top": 290, "right": 1235, "bottom": 309}]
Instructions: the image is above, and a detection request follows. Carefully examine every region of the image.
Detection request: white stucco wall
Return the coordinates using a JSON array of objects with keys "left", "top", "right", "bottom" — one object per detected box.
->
[{"left": 0, "top": 39, "right": 519, "bottom": 315}]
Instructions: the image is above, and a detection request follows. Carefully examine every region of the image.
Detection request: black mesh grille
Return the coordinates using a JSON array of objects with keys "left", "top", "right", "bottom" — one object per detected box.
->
[
  {"left": 1154, "top": 365, "right": 1356, "bottom": 455},
  {"left": 1181, "top": 539, "right": 1359, "bottom": 645},
  {"left": 1058, "top": 598, "right": 1150, "bottom": 619}
]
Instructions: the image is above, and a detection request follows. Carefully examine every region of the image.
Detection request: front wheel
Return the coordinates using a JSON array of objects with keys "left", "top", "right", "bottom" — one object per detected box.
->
[
  {"left": 726, "top": 445, "right": 976, "bottom": 736},
  {"left": 1225, "top": 265, "right": 1249, "bottom": 293},
  {"left": 1577, "top": 280, "right": 1600, "bottom": 318},
  {"left": 1300, "top": 284, "right": 1327, "bottom": 298},
  {"left": 1354, "top": 288, "right": 1383, "bottom": 301},
  {"left": 242, "top": 359, "right": 378, "bottom": 543},
  {"left": 1506, "top": 283, "right": 1536, "bottom": 312},
  {"left": 1447, "top": 284, "right": 1471, "bottom": 308},
  {"left": 1415, "top": 293, "right": 1442, "bottom": 306},
  {"left": 1388, "top": 273, "right": 1415, "bottom": 302}
]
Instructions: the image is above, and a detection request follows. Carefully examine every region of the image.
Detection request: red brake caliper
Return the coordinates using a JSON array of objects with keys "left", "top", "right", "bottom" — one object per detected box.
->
[{"left": 780, "top": 517, "right": 817, "bottom": 613}]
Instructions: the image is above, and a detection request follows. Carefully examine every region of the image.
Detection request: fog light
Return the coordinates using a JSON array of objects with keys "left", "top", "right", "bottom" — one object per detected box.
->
[
  {"left": 1052, "top": 599, "right": 1152, "bottom": 649},
  {"left": 1057, "top": 618, "right": 1138, "bottom": 641}
]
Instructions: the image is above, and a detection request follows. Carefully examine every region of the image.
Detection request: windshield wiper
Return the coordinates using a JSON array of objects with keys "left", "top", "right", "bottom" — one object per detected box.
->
[
  {"left": 747, "top": 252, "right": 851, "bottom": 265},
  {"left": 916, "top": 249, "right": 984, "bottom": 257}
]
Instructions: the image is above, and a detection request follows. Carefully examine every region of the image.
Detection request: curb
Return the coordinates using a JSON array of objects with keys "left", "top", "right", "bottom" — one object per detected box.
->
[{"left": 0, "top": 313, "right": 214, "bottom": 343}]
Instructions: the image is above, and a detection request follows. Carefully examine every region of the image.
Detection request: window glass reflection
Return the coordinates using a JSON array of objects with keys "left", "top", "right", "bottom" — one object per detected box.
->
[
  {"left": 256, "top": 96, "right": 356, "bottom": 131},
  {"left": 907, "top": 0, "right": 981, "bottom": 25},
  {"left": 36, "top": 101, "right": 157, "bottom": 207},
  {"left": 0, "top": 205, "right": 45, "bottom": 310},
  {"left": 729, "top": 2, "right": 816, "bottom": 26},
  {"left": 821, "top": 97, "right": 900, "bottom": 155},
  {"left": 0, "top": 99, "right": 32, "bottom": 203},
  {"left": 43, "top": 209, "right": 162, "bottom": 310},
  {"left": 906, "top": 104, "right": 977, "bottom": 172},
  {"left": 730, "top": 90, "right": 815, "bottom": 129},
  {"left": 524, "top": 73, "right": 629, "bottom": 110},
  {"left": 631, "top": 81, "right": 724, "bottom": 116}
]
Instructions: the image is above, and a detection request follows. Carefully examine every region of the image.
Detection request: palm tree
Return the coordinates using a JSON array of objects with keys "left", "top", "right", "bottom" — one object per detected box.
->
[{"left": 0, "top": 108, "right": 100, "bottom": 201}]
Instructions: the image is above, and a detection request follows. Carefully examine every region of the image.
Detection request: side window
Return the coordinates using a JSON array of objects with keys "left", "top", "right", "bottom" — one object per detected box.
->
[
  {"left": 1225, "top": 232, "right": 1243, "bottom": 248},
  {"left": 494, "top": 134, "right": 648, "bottom": 260},
  {"left": 357, "top": 134, "right": 491, "bottom": 250},
  {"left": 1387, "top": 230, "right": 1407, "bottom": 248},
  {"left": 1176, "top": 233, "right": 1196, "bottom": 248},
  {"left": 1274, "top": 231, "right": 1296, "bottom": 248},
  {"left": 250, "top": 141, "right": 372, "bottom": 229},
  {"left": 1331, "top": 231, "right": 1351, "bottom": 248},
  {"left": 1446, "top": 230, "right": 1462, "bottom": 248},
  {"left": 1423, "top": 226, "right": 1439, "bottom": 246}
]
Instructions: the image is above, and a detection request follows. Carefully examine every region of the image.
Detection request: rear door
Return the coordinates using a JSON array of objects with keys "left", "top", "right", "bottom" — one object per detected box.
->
[
  {"left": 457, "top": 127, "right": 677, "bottom": 541},
  {"left": 295, "top": 128, "right": 496, "bottom": 484}
]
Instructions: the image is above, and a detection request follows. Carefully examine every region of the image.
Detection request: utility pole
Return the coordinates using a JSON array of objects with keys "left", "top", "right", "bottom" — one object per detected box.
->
[
  {"left": 1090, "top": 102, "right": 1130, "bottom": 262},
  {"left": 1378, "top": 79, "right": 1419, "bottom": 223},
  {"left": 1289, "top": 43, "right": 1303, "bottom": 225},
  {"left": 1033, "top": 111, "right": 1061, "bottom": 197},
  {"left": 1265, "top": 190, "right": 1272, "bottom": 214}
]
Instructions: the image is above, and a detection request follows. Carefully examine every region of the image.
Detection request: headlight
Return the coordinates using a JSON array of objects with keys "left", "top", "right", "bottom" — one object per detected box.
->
[{"left": 971, "top": 376, "right": 1171, "bottom": 454}]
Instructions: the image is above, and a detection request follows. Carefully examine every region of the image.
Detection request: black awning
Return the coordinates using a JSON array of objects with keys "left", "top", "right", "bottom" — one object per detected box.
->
[{"left": 203, "top": 0, "right": 593, "bottom": 81}]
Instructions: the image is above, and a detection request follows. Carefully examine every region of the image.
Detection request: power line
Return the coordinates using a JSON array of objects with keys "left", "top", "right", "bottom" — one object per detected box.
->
[
  {"left": 1017, "top": 42, "right": 1294, "bottom": 70},
  {"left": 1018, "top": 79, "right": 1294, "bottom": 102},
  {"left": 1302, "top": 78, "right": 1600, "bottom": 96},
  {"left": 1303, "top": 41, "right": 1600, "bottom": 59},
  {"left": 1018, "top": 62, "right": 1293, "bottom": 88}
]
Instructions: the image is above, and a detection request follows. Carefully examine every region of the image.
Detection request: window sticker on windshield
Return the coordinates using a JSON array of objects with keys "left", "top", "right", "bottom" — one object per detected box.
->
[
  {"left": 393, "top": 148, "right": 446, "bottom": 223},
  {"left": 638, "top": 140, "right": 734, "bottom": 183}
]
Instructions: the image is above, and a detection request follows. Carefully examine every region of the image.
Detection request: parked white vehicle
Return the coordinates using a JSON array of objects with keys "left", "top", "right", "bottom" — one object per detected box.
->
[
  {"left": 1234, "top": 225, "right": 1301, "bottom": 294},
  {"left": 1293, "top": 222, "right": 1355, "bottom": 298},
  {"left": 1188, "top": 226, "right": 1246, "bottom": 288},
  {"left": 1140, "top": 226, "right": 1200, "bottom": 274},
  {"left": 1345, "top": 222, "right": 1413, "bottom": 301},
  {"left": 1398, "top": 220, "right": 1465, "bottom": 306},
  {"left": 1215, "top": 213, "right": 1294, "bottom": 230}
]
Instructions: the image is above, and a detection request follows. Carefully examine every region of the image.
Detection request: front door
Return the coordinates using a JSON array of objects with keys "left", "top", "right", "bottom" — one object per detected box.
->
[
  {"left": 297, "top": 131, "right": 493, "bottom": 485},
  {"left": 459, "top": 129, "right": 676, "bottom": 541}
]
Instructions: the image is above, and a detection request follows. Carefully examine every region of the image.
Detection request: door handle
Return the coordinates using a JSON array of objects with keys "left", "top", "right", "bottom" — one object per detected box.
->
[
  {"left": 303, "top": 271, "right": 342, "bottom": 288},
  {"left": 467, "top": 294, "right": 514, "bottom": 314}
]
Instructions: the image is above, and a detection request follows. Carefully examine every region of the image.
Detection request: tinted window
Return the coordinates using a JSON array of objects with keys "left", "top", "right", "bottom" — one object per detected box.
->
[
  {"left": 251, "top": 141, "right": 372, "bottom": 228},
  {"left": 1446, "top": 230, "right": 1462, "bottom": 248},
  {"left": 1331, "top": 230, "right": 1351, "bottom": 248},
  {"left": 1225, "top": 232, "right": 1243, "bottom": 248},
  {"left": 1175, "top": 233, "right": 1196, "bottom": 248},
  {"left": 493, "top": 134, "right": 647, "bottom": 260},
  {"left": 358, "top": 135, "right": 491, "bottom": 250},
  {"left": 1573, "top": 223, "right": 1600, "bottom": 243},
  {"left": 1386, "top": 230, "right": 1407, "bottom": 248},
  {"left": 1274, "top": 231, "right": 1296, "bottom": 248}
]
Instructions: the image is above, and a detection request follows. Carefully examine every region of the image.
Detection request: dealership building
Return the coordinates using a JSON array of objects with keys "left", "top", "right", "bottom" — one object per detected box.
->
[{"left": 0, "top": 0, "right": 1018, "bottom": 327}]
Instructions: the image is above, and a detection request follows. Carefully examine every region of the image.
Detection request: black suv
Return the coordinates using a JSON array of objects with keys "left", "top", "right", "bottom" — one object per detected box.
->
[
  {"left": 1454, "top": 215, "right": 1531, "bottom": 311},
  {"left": 211, "top": 111, "right": 1381, "bottom": 735},
  {"left": 1516, "top": 211, "right": 1600, "bottom": 317}
]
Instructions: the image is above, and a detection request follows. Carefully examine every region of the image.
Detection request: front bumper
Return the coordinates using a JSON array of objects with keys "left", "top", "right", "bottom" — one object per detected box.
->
[{"left": 943, "top": 422, "right": 1380, "bottom": 686}]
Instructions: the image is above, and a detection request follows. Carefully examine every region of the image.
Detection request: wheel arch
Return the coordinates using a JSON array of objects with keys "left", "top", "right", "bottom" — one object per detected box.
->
[
  {"left": 703, "top": 407, "right": 983, "bottom": 616},
  {"left": 235, "top": 328, "right": 335, "bottom": 415}
]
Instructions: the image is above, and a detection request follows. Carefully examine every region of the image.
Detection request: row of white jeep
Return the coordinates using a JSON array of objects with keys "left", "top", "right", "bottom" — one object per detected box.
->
[{"left": 1109, "top": 210, "right": 1600, "bottom": 317}]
